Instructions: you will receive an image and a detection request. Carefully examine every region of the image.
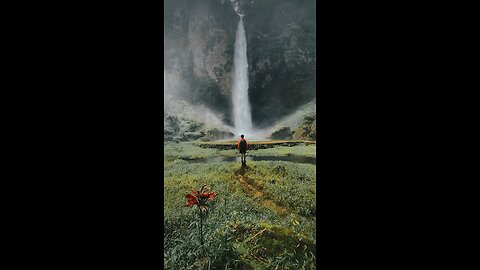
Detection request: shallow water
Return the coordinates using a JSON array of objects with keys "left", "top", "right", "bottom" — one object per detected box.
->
[{"left": 185, "top": 155, "right": 316, "bottom": 165}]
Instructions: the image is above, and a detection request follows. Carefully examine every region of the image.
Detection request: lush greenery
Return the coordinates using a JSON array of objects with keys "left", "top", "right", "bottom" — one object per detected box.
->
[
  {"left": 248, "top": 144, "right": 315, "bottom": 158},
  {"left": 293, "top": 112, "right": 316, "bottom": 141},
  {"left": 164, "top": 143, "right": 316, "bottom": 269},
  {"left": 164, "top": 142, "right": 226, "bottom": 162},
  {"left": 164, "top": 142, "right": 316, "bottom": 163}
]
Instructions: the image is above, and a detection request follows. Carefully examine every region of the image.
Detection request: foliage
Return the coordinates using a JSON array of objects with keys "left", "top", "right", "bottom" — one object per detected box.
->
[
  {"left": 293, "top": 112, "right": 316, "bottom": 141},
  {"left": 164, "top": 142, "right": 220, "bottom": 162},
  {"left": 248, "top": 144, "right": 316, "bottom": 158},
  {"left": 164, "top": 159, "right": 316, "bottom": 269},
  {"left": 269, "top": 127, "right": 293, "bottom": 140},
  {"left": 165, "top": 142, "right": 316, "bottom": 165}
]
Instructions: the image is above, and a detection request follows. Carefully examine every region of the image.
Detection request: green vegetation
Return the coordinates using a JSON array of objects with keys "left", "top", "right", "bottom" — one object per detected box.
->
[
  {"left": 293, "top": 112, "right": 316, "bottom": 141},
  {"left": 249, "top": 144, "right": 316, "bottom": 158},
  {"left": 164, "top": 143, "right": 317, "bottom": 269},
  {"left": 196, "top": 140, "right": 315, "bottom": 146},
  {"left": 164, "top": 142, "right": 220, "bottom": 162},
  {"left": 165, "top": 141, "right": 316, "bottom": 164}
]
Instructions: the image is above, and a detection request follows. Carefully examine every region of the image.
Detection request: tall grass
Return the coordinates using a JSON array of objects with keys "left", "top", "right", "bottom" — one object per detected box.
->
[{"left": 164, "top": 160, "right": 316, "bottom": 269}]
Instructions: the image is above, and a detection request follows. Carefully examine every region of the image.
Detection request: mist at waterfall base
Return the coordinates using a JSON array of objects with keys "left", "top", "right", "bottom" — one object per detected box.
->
[
  {"left": 164, "top": 64, "right": 312, "bottom": 141},
  {"left": 164, "top": 70, "right": 229, "bottom": 131}
]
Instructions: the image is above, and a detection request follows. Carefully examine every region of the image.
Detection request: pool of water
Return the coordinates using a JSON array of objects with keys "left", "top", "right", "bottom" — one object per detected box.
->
[{"left": 185, "top": 155, "right": 316, "bottom": 165}]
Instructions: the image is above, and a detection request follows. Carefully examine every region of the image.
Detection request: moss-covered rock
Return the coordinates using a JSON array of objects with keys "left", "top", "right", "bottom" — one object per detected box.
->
[
  {"left": 293, "top": 113, "right": 316, "bottom": 140},
  {"left": 204, "top": 128, "right": 235, "bottom": 141},
  {"left": 269, "top": 127, "right": 293, "bottom": 140},
  {"left": 164, "top": 113, "right": 204, "bottom": 142},
  {"left": 164, "top": 113, "right": 235, "bottom": 142}
]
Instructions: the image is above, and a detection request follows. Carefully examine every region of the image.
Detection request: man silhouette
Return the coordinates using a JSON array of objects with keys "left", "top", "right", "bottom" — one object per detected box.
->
[{"left": 237, "top": 134, "right": 248, "bottom": 163}]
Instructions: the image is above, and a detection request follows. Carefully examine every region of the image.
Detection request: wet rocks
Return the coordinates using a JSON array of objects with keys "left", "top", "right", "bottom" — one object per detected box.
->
[
  {"left": 204, "top": 128, "right": 235, "bottom": 141},
  {"left": 164, "top": 113, "right": 234, "bottom": 142},
  {"left": 293, "top": 113, "right": 316, "bottom": 140},
  {"left": 164, "top": 114, "right": 203, "bottom": 141},
  {"left": 269, "top": 127, "right": 293, "bottom": 140}
]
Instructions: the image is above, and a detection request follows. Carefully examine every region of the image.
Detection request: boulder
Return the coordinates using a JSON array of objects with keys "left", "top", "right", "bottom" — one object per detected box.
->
[
  {"left": 293, "top": 113, "right": 316, "bottom": 140},
  {"left": 204, "top": 128, "right": 234, "bottom": 141},
  {"left": 164, "top": 113, "right": 207, "bottom": 141},
  {"left": 269, "top": 127, "right": 293, "bottom": 140},
  {"left": 184, "top": 131, "right": 204, "bottom": 140}
]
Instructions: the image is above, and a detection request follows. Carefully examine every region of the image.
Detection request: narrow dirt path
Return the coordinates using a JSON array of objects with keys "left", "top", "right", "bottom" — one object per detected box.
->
[{"left": 234, "top": 165, "right": 290, "bottom": 215}]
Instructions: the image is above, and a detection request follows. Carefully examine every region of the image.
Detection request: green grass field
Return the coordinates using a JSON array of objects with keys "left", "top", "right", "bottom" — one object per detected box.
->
[
  {"left": 164, "top": 142, "right": 316, "bottom": 162},
  {"left": 164, "top": 142, "right": 317, "bottom": 269}
]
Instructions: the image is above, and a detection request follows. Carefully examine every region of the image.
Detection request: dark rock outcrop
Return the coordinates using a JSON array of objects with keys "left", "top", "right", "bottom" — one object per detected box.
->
[
  {"left": 204, "top": 128, "right": 235, "bottom": 141},
  {"left": 293, "top": 113, "right": 316, "bottom": 140},
  {"left": 269, "top": 127, "right": 293, "bottom": 140},
  {"left": 164, "top": 113, "right": 234, "bottom": 142},
  {"left": 164, "top": 114, "right": 204, "bottom": 141}
]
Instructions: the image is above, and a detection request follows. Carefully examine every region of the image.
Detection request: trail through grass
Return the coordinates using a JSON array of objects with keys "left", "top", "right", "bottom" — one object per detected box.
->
[{"left": 164, "top": 142, "right": 316, "bottom": 269}]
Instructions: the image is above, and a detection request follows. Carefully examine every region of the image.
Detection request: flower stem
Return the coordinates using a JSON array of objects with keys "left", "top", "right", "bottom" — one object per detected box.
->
[
  {"left": 199, "top": 210, "right": 204, "bottom": 246},
  {"left": 224, "top": 198, "right": 227, "bottom": 245}
]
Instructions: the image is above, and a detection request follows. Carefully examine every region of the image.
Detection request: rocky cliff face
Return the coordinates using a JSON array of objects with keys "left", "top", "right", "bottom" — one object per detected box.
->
[{"left": 164, "top": 0, "right": 316, "bottom": 128}]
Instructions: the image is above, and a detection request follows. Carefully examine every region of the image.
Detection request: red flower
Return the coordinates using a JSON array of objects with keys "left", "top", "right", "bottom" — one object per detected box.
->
[
  {"left": 185, "top": 193, "right": 198, "bottom": 207},
  {"left": 184, "top": 187, "right": 216, "bottom": 208}
]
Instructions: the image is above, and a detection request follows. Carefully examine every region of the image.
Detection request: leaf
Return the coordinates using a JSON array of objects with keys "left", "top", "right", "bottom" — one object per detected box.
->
[
  {"left": 233, "top": 242, "right": 249, "bottom": 256},
  {"left": 241, "top": 257, "right": 267, "bottom": 270}
]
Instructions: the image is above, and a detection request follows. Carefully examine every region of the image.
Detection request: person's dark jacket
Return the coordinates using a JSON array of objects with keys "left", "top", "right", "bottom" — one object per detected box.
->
[{"left": 237, "top": 138, "right": 248, "bottom": 152}]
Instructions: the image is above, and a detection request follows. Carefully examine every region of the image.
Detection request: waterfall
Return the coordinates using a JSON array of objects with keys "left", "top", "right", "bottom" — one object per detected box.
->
[{"left": 231, "top": 17, "right": 253, "bottom": 136}]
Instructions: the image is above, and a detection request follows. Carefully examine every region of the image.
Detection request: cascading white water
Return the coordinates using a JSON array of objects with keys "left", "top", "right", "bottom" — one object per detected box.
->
[{"left": 231, "top": 17, "right": 253, "bottom": 136}]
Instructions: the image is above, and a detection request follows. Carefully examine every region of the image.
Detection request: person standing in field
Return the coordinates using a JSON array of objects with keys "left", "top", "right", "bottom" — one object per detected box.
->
[{"left": 237, "top": 134, "right": 248, "bottom": 163}]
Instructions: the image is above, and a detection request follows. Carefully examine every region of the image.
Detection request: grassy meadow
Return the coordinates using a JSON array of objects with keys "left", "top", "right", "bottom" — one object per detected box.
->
[{"left": 164, "top": 142, "right": 317, "bottom": 269}]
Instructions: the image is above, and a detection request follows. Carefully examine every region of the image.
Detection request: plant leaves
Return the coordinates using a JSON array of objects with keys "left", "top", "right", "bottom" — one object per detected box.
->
[{"left": 233, "top": 242, "right": 249, "bottom": 256}]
